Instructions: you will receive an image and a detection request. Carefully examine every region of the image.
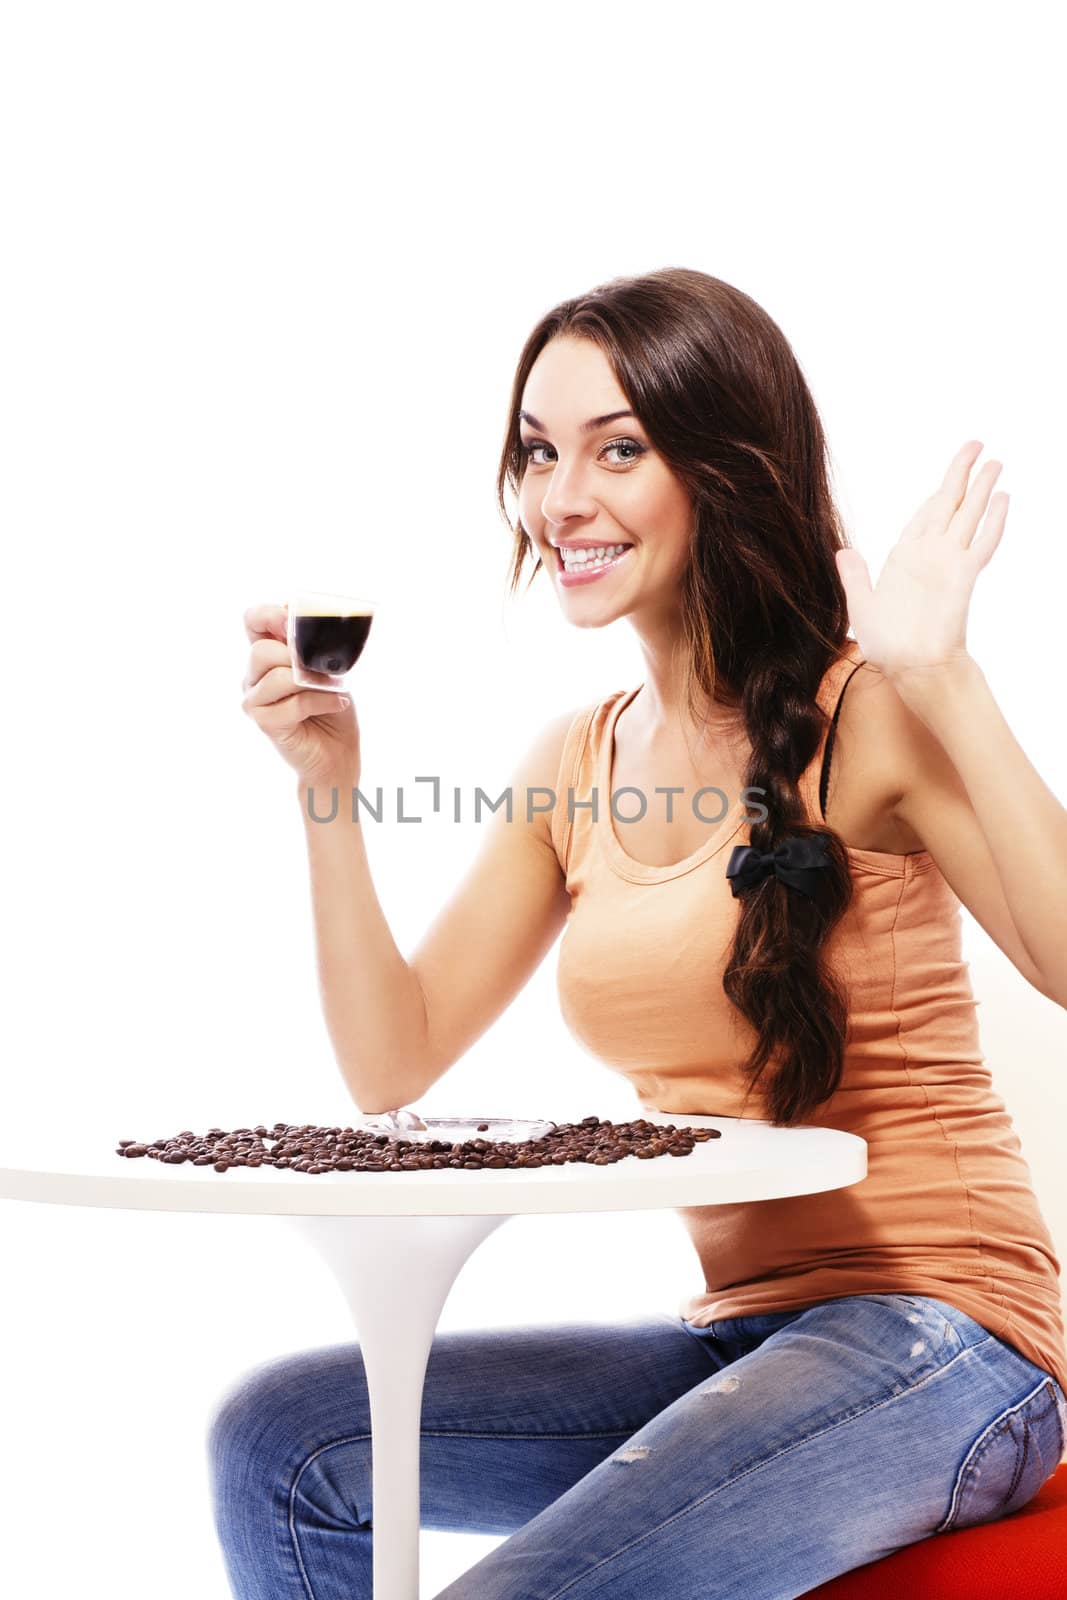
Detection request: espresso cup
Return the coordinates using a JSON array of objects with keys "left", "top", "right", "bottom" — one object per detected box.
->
[{"left": 287, "top": 589, "right": 377, "bottom": 692}]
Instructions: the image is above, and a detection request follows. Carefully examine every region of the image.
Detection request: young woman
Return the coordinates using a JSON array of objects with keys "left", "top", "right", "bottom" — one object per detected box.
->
[{"left": 214, "top": 268, "right": 1067, "bottom": 1598}]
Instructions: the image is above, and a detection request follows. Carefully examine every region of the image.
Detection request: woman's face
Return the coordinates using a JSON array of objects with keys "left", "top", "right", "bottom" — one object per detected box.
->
[{"left": 517, "top": 335, "right": 695, "bottom": 629}]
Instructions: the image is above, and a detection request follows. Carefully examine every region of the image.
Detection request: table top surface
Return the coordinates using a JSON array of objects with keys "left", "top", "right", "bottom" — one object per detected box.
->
[{"left": 0, "top": 1113, "right": 867, "bottom": 1217}]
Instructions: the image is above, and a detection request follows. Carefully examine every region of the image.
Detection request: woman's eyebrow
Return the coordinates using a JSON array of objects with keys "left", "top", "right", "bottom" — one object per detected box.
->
[{"left": 518, "top": 409, "right": 637, "bottom": 434}]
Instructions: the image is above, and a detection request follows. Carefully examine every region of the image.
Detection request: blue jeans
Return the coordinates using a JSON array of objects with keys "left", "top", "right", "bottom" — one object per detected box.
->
[{"left": 207, "top": 1293, "right": 1066, "bottom": 1599}]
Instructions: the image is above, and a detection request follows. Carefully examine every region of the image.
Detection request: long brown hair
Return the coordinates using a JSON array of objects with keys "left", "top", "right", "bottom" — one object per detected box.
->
[{"left": 496, "top": 266, "right": 864, "bottom": 1126}]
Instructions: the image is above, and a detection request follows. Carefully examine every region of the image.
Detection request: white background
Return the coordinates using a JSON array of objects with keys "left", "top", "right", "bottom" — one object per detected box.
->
[{"left": 2, "top": 1, "right": 1065, "bottom": 1593}]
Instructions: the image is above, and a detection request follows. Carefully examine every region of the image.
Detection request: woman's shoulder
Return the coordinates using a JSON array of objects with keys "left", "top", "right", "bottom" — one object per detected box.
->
[
  {"left": 537, "top": 699, "right": 601, "bottom": 769},
  {"left": 539, "top": 687, "right": 629, "bottom": 764},
  {"left": 510, "top": 699, "right": 604, "bottom": 852}
]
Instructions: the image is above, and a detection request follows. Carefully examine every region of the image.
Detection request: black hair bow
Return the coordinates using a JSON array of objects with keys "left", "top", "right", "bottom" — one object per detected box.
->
[{"left": 725, "top": 832, "right": 833, "bottom": 900}]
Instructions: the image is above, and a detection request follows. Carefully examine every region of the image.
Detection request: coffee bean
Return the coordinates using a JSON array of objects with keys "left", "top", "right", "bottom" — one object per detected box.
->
[{"left": 115, "top": 1117, "right": 722, "bottom": 1176}]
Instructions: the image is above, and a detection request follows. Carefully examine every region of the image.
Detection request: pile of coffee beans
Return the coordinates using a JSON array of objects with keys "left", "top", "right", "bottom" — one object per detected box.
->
[{"left": 115, "top": 1116, "right": 722, "bottom": 1174}]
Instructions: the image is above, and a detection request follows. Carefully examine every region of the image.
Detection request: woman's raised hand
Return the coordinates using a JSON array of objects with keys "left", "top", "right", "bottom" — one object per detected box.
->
[{"left": 834, "top": 439, "right": 1007, "bottom": 697}]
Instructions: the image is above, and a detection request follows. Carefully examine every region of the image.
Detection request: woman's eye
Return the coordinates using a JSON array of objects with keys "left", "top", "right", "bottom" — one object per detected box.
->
[
  {"left": 519, "top": 436, "right": 646, "bottom": 468},
  {"left": 519, "top": 440, "right": 553, "bottom": 466}
]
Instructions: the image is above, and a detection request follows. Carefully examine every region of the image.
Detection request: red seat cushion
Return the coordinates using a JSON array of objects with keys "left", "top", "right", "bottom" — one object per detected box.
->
[{"left": 803, "top": 1459, "right": 1067, "bottom": 1597}]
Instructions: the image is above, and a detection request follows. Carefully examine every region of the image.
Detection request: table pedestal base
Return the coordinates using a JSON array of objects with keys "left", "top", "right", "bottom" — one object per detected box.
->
[{"left": 286, "top": 1212, "right": 509, "bottom": 1599}]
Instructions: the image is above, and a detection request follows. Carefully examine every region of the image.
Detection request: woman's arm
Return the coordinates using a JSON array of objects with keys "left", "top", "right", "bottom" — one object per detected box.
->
[
  {"left": 834, "top": 440, "right": 1067, "bottom": 1008},
  {"left": 888, "top": 655, "right": 1067, "bottom": 1009},
  {"left": 403, "top": 707, "right": 580, "bottom": 1086},
  {"left": 299, "top": 707, "right": 580, "bottom": 1112}
]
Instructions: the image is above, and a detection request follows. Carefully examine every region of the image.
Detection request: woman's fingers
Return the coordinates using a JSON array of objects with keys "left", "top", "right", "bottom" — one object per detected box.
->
[
  {"left": 243, "top": 602, "right": 288, "bottom": 643},
  {"left": 246, "top": 689, "right": 348, "bottom": 730},
  {"left": 244, "top": 663, "right": 341, "bottom": 711},
  {"left": 242, "top": 638, "right": 289, "bottom": 692},
  {"left": 243, "top": 662, "right": 303, "bottom": 709}
]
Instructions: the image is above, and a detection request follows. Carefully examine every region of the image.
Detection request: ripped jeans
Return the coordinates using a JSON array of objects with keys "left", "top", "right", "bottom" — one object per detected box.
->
[{"left": 206, "top": 1292, "right": 1067, "bottom": 1599}]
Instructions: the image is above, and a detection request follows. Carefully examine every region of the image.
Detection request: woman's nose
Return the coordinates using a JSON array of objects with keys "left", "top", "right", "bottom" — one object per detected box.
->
[{"left": 541, "top": 465, "right": 597, "bottom": 524}]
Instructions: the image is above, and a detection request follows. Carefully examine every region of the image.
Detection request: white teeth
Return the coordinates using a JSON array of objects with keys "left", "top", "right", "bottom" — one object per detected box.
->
[{"left": 560, "top": 542, "right": 630, "bottom": 573}]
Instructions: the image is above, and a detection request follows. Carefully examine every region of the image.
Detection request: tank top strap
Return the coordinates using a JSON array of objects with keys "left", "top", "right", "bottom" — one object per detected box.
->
[
  {"left": 550, "top": 699, "right": 600, "bottom": 874},
  {"left": 798, "top": 640, "right": 868, "bottom": 825}
]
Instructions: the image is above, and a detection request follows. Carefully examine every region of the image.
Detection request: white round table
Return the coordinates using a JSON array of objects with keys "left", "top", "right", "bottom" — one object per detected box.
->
[{"left": 0, "top": 1111, "right": 866, "bottom": 1599}]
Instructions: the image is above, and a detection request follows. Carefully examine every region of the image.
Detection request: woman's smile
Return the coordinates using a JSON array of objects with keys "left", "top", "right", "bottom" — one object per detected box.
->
[{"left": 554, "top": 543, "right": 636, "bottom": 587}]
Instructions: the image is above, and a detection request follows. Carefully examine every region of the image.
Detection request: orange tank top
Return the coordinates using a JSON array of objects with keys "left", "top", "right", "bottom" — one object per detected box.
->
[{"left": 550, "top": 639, "right": 1067, "bottom": 1397}]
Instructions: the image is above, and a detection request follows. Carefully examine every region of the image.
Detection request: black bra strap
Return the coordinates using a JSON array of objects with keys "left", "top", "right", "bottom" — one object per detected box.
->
[{"left": 819, "top": 661, "right": 866, "bottom": 821}]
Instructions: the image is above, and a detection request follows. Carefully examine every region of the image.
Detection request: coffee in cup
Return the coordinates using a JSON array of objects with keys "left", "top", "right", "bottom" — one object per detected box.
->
[{"left": 287, "top": 590, "right": 376, "bottom": 692}]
